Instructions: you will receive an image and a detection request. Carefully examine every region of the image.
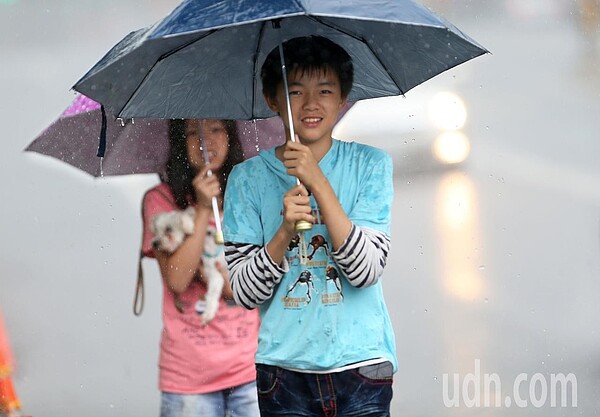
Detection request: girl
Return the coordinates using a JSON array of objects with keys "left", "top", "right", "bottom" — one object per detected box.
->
[{"left": 142, "top": 119, "right": 260, "bottom": 417}]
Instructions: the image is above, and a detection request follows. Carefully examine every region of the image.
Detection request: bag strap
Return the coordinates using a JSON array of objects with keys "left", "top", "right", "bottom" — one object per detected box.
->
[{"left": 134, "top": 186, "right": 176, "bottom": 316}]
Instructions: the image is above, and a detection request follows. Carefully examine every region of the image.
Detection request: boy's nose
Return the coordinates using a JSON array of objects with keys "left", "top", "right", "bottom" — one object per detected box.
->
[{"left": 302, "top": 93, "right": 319, "bottom": 109}]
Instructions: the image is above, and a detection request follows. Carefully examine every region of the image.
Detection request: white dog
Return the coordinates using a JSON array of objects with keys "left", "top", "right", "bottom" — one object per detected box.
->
[{"left": 151, "top": 207, "right": 225, "bottom": 326}]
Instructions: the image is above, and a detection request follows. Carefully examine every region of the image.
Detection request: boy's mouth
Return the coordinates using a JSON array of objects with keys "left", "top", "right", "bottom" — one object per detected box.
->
[{"left": 301, "top": 117, "right": 323, "bottom": 126}]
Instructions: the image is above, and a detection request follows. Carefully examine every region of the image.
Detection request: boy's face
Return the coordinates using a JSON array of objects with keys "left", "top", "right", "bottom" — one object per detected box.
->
[{"left": 266, "top": 67, "right": 347, "bottom": 146}]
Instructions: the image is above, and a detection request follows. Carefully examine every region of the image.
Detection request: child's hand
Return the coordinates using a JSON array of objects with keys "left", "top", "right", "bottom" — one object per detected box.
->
[
  {"left": 193, "top": 167, "right": 221, "bottom": 209},
  {"left": 282, "top": 184, "right": 314, "bottom": 235},
  {"left": 282, "top": 137, "right": 325, "bottom": 190}
]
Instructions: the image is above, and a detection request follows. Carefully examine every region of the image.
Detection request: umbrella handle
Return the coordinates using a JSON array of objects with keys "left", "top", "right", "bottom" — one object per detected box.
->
[
  {"left": 277, "top": 38, "right": 313, "bottom": 232},
  {"left": 201, "top": 134, "right": 224, "bottom": 245},
  {"left": 211, "top": 194, "right": 224, "bottom": 244},
  {"left": 205, "top": 168, "right": 224, "bottom": 245}
]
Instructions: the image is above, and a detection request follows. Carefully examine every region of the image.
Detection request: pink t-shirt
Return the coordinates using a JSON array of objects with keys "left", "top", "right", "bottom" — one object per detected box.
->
[{"left": 142, "top": 183, "right": 259, "bottom": 394}]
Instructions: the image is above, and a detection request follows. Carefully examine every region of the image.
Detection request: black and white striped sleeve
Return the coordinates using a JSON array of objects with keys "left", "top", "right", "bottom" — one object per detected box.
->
[
  {"left": 224, "top": 241, "right": 289, "bottom": 309},
  {"left": 331, "top": 224, "right": 390, "bottom": 288}
]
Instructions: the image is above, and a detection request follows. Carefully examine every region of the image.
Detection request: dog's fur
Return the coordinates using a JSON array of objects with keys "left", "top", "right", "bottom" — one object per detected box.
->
[{"left": 151, "top": 207, "right": 225, "bottom": 326}]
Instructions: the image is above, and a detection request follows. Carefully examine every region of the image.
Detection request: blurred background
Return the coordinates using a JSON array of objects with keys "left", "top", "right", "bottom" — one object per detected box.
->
[{"left": 1, "top": 0, "right": 599, "bottom": 415}]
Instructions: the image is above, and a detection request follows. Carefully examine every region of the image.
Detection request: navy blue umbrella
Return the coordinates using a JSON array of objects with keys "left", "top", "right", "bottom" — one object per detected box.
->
[{"left": 73, "top": 0, "right": 488, "bottom": 121}]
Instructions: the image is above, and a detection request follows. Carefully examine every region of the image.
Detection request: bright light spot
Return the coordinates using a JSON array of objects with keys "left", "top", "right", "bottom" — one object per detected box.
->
[
  {"left": 436, "top": 171, "right": 484, "bottom": 301},
  {"left": 432, "top": 131, "right": 471, "bottom": 164},
  {"left": 428, "top": 92, "right": 467, "bottom": 130}
]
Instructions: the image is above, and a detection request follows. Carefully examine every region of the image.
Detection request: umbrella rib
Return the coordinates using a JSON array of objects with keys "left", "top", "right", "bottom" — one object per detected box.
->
[
  {"left": 118, "top": 31, "right": 215, "bottom": 118},
  {"left": 251, "top": 21, "right": 268, "bottom": 119},
  {"left": 309, "top": 16, "right": 406, "bottom": 96}
]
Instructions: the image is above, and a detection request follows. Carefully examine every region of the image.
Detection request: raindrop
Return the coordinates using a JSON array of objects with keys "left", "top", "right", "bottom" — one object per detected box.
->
[
  {"left": 424, "top": 309, "right": 428, "bottom": 313},
  {"left": 484, "top": 298, "right": 489, "bottom": 303},
  {"left": 433, "top": 376, "right": 438, "bottom": 381},
  {"left": 478, "top": 265, "right": 486, "bottom": 270}
]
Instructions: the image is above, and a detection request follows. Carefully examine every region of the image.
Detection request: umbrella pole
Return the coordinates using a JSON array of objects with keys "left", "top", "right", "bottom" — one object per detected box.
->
[
  {"left": 277, "top": 41, "right": 313, "bottom": 234},
  {"left": 201, "top": 136, "right": 224, "bottom": 245},
  {"left": 276, "top": 34, "right": 311, "bottom": 266}
]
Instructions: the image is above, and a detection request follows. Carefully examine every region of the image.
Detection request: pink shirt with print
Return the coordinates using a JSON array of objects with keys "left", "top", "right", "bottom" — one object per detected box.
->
[{"left": 142, "top": 182, "right": 259, "bottom": 394}]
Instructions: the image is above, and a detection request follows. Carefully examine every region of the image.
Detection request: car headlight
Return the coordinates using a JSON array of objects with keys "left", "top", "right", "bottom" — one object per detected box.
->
[{"left": 428, "top": 91, "right": 467, "bottom": 130}]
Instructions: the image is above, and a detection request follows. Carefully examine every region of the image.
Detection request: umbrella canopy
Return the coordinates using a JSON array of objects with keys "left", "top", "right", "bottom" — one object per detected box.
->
[
  {"left": 26, "top": 94, "right": 352, "bottom": 177},
  {"left": 26, "top": 95, "right": 169, "bottom": 177},
  {"left": 73, "top": 0, "right": 488, "bottom": 120}
]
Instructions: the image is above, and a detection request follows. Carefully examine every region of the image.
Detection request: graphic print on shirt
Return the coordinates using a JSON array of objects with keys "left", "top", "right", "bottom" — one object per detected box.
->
[
  {"left": 284, "top": 270, "right": 318, "bottom": 306},
  {"left": 282, "top": 210, "right": 344, "bottom": 309},
  {"left": 307, "top": 234, "right": 329, "bottom": 260}
]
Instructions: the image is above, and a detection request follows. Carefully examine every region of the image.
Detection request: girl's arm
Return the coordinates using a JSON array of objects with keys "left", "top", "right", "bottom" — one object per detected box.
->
[{"left": 155, "top": 206, "right": 211, "bottom": 294}]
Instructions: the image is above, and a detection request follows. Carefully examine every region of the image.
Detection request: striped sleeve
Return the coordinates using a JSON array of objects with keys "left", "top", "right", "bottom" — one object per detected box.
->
[
  {"left": 224, "top": 241, "right": 289, "bottom": 309},
  {"left": 331, "top": 224, "right": 390, "bottom": 288}
]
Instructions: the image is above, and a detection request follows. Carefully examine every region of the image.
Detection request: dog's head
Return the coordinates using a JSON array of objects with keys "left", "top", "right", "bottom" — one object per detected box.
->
[{"left": 150, "top": 207, "right": 195, "bottom": 254}]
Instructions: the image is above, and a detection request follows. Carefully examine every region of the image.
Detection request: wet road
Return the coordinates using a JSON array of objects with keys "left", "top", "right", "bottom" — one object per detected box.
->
[{"left": 1, "top": 1, "right": 599, "bottom": 416}]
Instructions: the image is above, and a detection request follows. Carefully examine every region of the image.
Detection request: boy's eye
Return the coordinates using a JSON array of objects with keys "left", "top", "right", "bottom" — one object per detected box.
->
[
  {"left": 289, "top": 90, "right": 301, "bottom": 96},
  {"left": 320, "top": 89, "right": 332, "bottom": 94}
]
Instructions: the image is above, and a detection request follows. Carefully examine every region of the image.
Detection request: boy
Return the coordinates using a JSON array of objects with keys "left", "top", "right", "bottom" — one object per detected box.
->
[{"left": 223, "top": 36, "right": 396, "bottom": 416}]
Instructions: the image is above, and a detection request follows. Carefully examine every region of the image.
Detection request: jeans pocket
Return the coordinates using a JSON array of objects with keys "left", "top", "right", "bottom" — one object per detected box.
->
[
  {"left": 353, "top": 361, "right": 394, "bottom": 384},
  {"left": 256, "top": 364, "right": 281, "bottom": 397}
]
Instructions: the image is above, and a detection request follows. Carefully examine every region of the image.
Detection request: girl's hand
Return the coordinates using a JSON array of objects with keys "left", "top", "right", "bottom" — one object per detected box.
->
[
  {"left": 281, "top": 184, "right": 314, "bottom": 235},
  {"left": 192, "top": 167, "right": 221, "bottom": 209}
]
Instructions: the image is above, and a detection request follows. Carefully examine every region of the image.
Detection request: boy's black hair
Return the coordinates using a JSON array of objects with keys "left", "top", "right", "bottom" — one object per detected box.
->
[
  {"left": 162, "top": 119, "right": 245, "bottom": 209},
  {"left": 261, "top": 36, "right": 353, "bottom": 101}
]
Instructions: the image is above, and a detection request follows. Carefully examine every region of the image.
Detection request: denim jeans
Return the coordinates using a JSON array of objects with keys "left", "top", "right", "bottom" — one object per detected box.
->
[
  {"left": 256, "top": 362, "right": 393, "bottom": 417},
  {"left": 160, "top": 381, "right": 260, "bottom": 417}
]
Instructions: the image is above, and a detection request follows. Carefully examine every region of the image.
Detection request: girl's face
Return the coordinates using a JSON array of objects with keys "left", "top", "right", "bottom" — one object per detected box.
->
[{"left": 185, "top": 119, "right": 230, "bottom": 172}]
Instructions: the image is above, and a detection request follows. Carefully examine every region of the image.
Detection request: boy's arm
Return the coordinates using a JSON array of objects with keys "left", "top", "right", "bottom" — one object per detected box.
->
[
  {"left": 311, "top": 175, "right": 391, "bottom": 288},
  {"left": 224, "top": 241, "right": 288, "bottom": 309},
  {"left": 285, "top": 141, "right": 393, "bottom": 287},
  {"left": 330, "top": 225, "right": 391, "bottom": 287}
]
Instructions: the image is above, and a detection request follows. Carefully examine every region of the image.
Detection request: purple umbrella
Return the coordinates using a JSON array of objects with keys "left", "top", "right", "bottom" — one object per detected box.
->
[
  {"left": 26, "top": 95, "right": 170, "bottom": 177},
  {"left": 26, "top": 94, "right": 351, "bottom": 177}
]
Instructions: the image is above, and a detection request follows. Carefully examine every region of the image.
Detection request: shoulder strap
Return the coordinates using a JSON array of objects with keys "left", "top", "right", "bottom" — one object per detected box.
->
[{"left": 134, "top": 186, "right": 176, "bottom": 316}]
